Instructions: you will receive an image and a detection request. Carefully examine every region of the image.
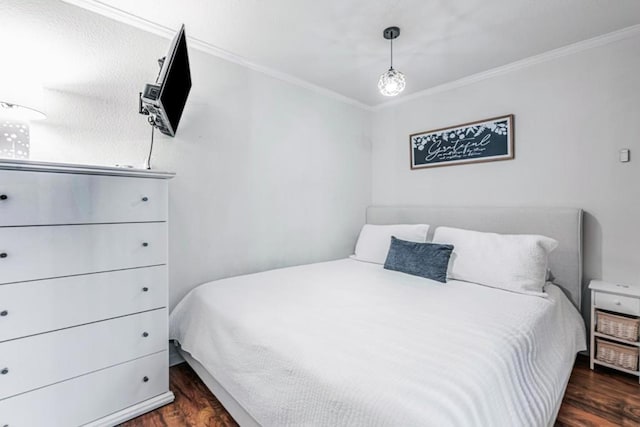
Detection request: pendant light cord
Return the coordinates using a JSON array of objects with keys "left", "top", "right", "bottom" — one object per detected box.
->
[{"left": 390, "top": 37, "right": 394, "bottom": 69}]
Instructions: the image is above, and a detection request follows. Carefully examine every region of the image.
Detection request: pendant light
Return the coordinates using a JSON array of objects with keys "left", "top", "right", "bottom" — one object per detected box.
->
[{"left": 378, "top": 26, "right": 406, "bottom": 97}]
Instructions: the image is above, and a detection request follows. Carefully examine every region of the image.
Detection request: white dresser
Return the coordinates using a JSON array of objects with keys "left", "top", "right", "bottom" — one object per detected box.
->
[{"left": 0, "top": 159, "right": 175, "bottom": 426}]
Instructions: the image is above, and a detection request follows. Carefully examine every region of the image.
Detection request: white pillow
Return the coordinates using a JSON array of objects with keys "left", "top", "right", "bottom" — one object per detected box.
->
[
  {"left": 432, "top": 226, "right": 558, "bottom": 296},
  {"left": 353, "top": 224, "right": 430, "bottom": 264}
]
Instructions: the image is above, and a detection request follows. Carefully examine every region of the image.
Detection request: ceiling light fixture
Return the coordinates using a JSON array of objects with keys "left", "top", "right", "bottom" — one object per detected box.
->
[{"left": 378, "top": 26, "right": 406, "bottom": 97}]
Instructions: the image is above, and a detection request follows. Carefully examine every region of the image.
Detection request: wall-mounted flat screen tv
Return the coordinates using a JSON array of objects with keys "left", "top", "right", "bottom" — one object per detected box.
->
[{"left": 140, "top": 24, "right": 192, "bottom": 137}]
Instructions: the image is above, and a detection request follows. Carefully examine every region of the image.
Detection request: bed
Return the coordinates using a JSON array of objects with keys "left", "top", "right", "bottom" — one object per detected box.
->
[{"left": 170, "top": 206, "right": 587, "bottom": 427}]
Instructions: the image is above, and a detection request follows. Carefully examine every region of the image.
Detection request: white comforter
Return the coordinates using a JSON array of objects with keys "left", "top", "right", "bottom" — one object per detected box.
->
[{"left": 170, "top": 259, "right": 586, "bottom": 427}]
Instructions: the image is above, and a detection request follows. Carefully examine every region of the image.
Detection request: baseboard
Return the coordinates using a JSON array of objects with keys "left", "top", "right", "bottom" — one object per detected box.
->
[
  {"left": 169, "top": 340, "right": 185, "bottom": 366},
  {"left": 84, "top": 391, "right": 175, "bottom": 427}
]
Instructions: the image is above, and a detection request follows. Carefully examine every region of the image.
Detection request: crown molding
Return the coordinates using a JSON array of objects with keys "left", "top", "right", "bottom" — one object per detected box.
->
[
  {"left": 372, "top": 24, "right": 640, "bottom": 110},
  {"left": 61, "top": 0, "right": 373, "bottom": 111},
  {"left": 59, "top": 1, "right": 640, "bottom": 113}
]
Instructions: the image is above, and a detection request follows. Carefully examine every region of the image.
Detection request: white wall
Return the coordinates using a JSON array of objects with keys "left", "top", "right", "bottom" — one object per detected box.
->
[
  {"left": 372, "top": 33, "right": 640, "bottom": 316},
  {"left": 1, "top": 0, "right": 371, "bottom": 308},
  {"left": 5, "top": 0, "right": 637, "bottom": 320}
]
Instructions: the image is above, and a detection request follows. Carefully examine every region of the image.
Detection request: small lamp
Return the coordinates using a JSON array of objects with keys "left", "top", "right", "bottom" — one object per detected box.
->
[{"left": 0, "top": 101, "right": 46, "bottom": 159}]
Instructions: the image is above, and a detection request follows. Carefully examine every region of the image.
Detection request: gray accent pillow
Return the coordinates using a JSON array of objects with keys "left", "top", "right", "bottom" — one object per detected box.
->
[{"left": 383, "top": 236, "right": 454, "bottom": 283}]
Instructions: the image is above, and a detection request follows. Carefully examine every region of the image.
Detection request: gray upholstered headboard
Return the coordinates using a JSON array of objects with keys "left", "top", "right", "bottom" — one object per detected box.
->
[{"left": 366, "top": 206, "right": 583, "bottom": 309}]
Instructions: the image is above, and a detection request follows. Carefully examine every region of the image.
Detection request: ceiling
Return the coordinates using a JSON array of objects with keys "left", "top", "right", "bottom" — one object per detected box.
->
[{"left": 64, "top": 0, "right": 640, "bottom": 107}]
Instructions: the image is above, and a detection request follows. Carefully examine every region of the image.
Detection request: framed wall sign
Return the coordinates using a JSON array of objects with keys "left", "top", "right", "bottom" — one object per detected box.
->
[{"left": 410, "top": 114, "right": 514, "bottom": 169}]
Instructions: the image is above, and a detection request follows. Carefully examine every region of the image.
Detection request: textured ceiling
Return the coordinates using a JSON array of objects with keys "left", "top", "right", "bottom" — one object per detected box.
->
[{"left": 64, "top": 0, "right": 640, "bottom": 106}]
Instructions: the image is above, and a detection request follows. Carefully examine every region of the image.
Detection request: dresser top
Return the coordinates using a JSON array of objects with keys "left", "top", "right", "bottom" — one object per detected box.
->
[{"left": 0, "top": 159, "right": 175, "bottom": 179}]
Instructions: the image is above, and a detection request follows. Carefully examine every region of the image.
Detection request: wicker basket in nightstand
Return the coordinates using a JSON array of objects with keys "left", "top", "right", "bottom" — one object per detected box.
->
[
  {"left": 596, "top": 338, "right": 639, "bottom": 371},
  {"left": 596, "top": 310, "right": 640, "bottom": 342}
]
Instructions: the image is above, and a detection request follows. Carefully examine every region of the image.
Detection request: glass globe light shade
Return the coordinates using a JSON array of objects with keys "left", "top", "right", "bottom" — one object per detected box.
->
[{"left": 378, "top": 68, "right": 406, "bottom": 97}]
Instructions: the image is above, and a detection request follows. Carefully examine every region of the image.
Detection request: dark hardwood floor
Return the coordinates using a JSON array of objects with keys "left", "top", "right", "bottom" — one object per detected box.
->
[
  {"left": 122, "top": 356, "right": 640, "bottom": 427},
  {"left": 556, "top": 356, "right": 640, "bottom": 427},
  {"left": 120, "top": 363, "right": 238, "bottom": 427}
]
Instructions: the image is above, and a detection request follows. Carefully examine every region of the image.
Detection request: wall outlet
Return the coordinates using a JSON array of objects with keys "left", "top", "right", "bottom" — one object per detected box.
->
[{"left": 619, "top": 149, "right": 630, "bottom": 163}]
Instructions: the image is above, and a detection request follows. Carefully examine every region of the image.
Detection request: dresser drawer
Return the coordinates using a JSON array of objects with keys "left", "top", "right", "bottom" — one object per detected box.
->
[
  {"left": 0, "top": 351, "right": 168, "bottom": 427},
  {"left": 0, "top": 266, "right": 166, "bottom": 342},
  {"left": 0, "top": 309, "right": 167, "bottom": 400},
  {"left": 0, "top": 222, "right": 167, "bottom": 284},
  {"left": 594, "top": 292, "right": 640, "bottom": 316},
  {"left": 0, "top": 170, "right": 167, "bottom": 226}
]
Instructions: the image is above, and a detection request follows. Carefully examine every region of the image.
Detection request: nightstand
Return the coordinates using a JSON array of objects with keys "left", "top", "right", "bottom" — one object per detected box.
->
[{"left": 590, "top": 280, "right": 640, "bottom": 383}]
